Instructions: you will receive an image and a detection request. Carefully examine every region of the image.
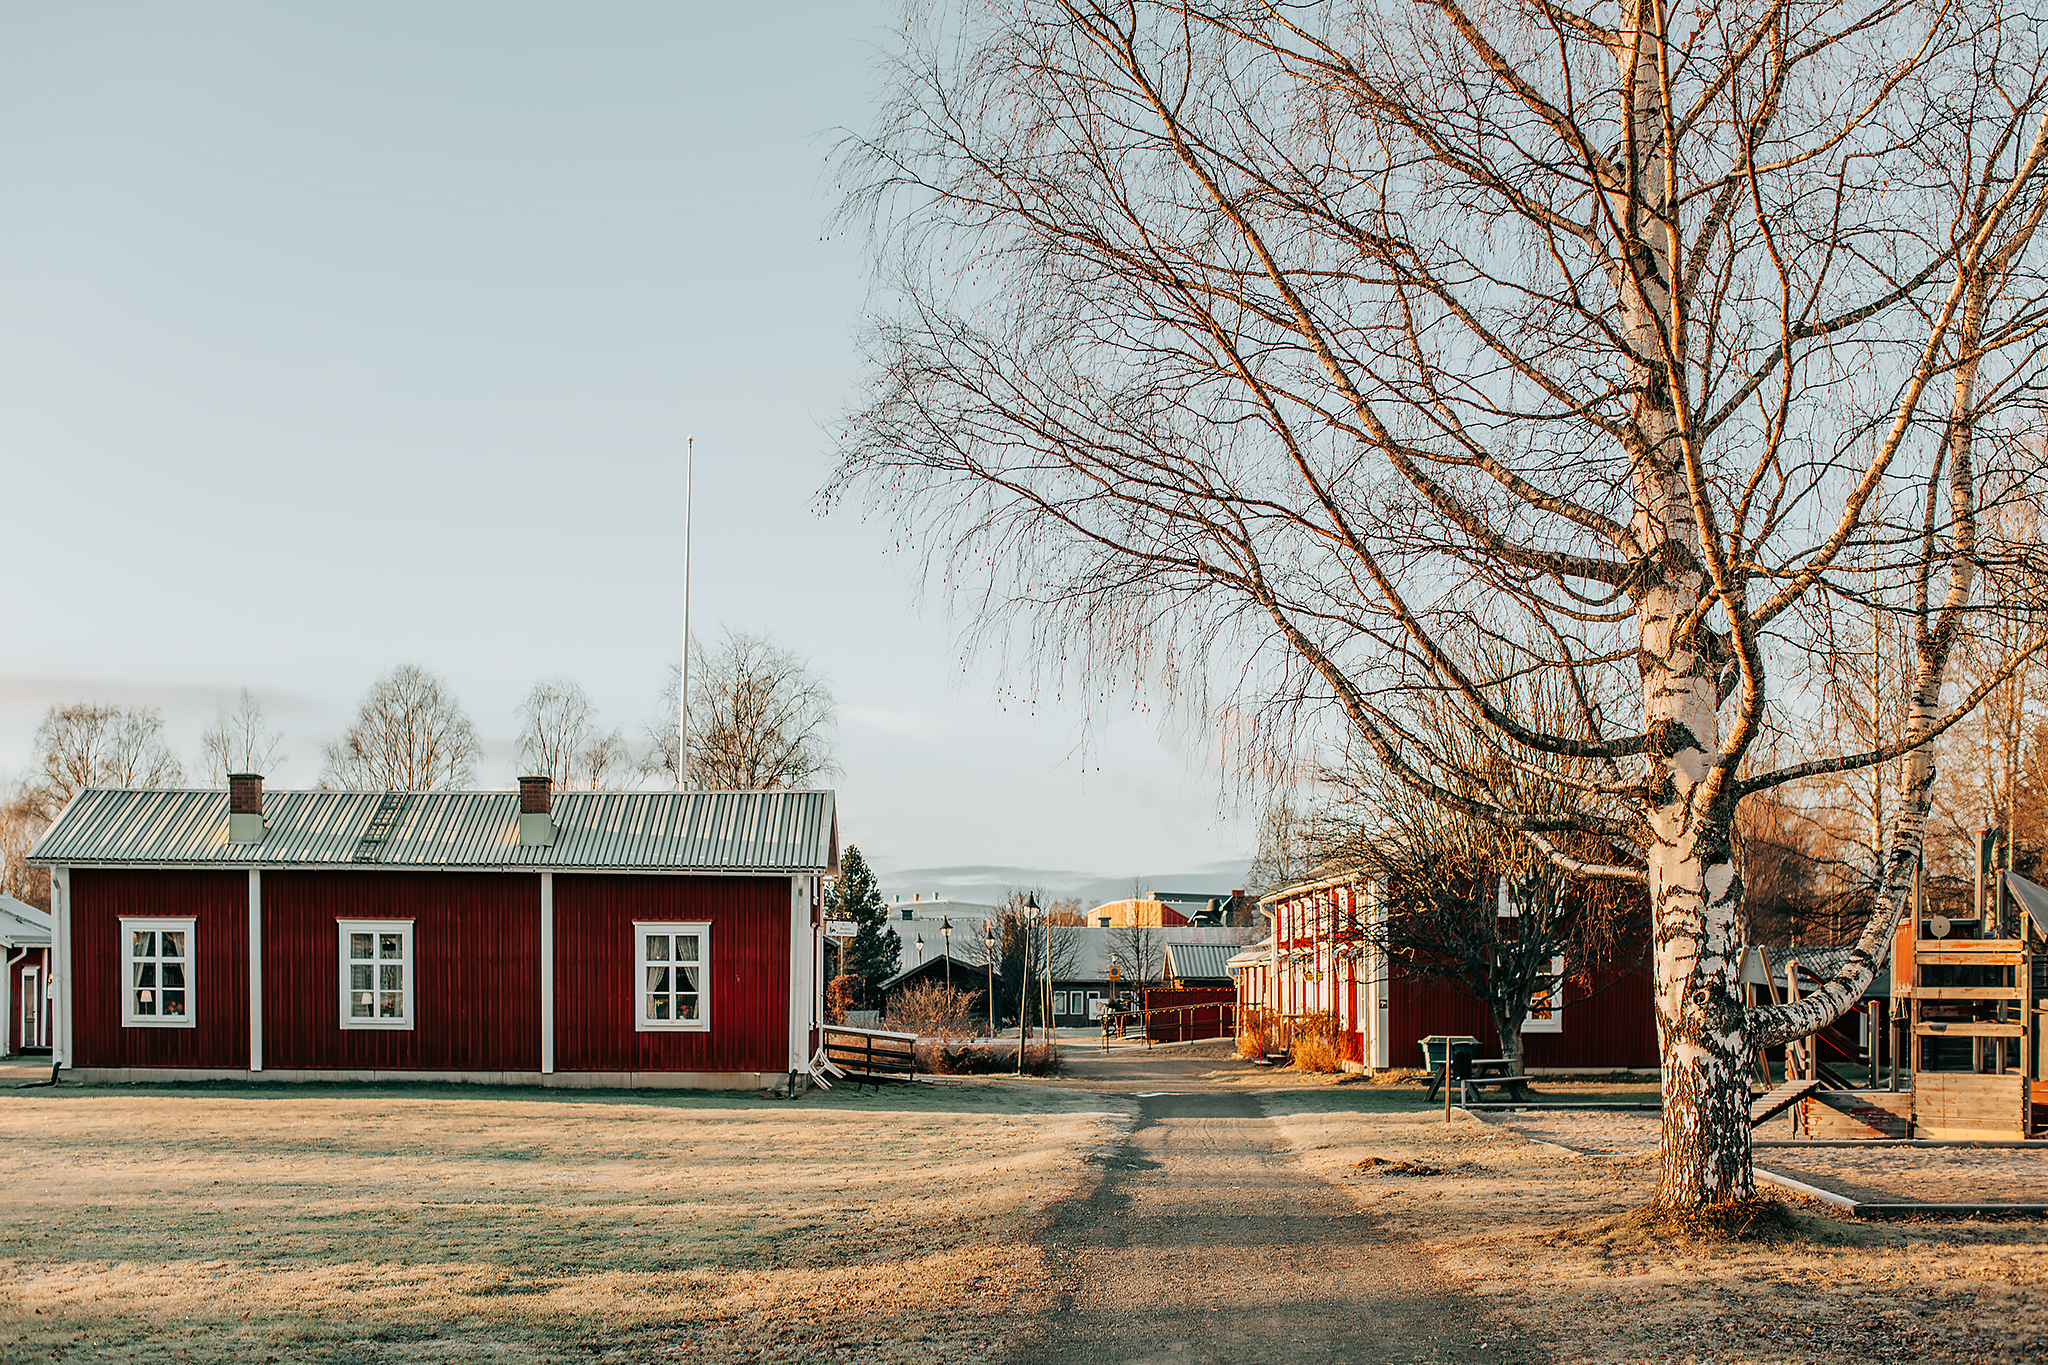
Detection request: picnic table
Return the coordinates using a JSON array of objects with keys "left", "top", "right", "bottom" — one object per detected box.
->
[{"left": 1415, "top": 1035, "right": 1534, "bottom": 1102}]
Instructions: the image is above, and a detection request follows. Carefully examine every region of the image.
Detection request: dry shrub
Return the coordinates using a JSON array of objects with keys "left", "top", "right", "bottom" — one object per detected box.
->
[
  {"left": 910, "top": 1035, "right": 1062, "bottom": 1076},
  {"left": 1023, "top": 1036, "right": 1062, "bottom": 1076},
  {"left": 885, "top": 981, "right": 980, "bottom": 1039},
  {"left": 825, "top": 974, "right": 862, "bottom": 1025},
  {"left": 1237, "top": 1009, "right": 1285, "bottom": 1059},
  {"left": 1290, "top": 1011, "right": 1344, "bottom": 1073}
]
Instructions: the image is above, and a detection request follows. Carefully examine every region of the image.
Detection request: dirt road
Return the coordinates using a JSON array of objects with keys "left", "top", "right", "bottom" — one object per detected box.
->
[{"left": 1014, "top": 1076, "right": 1528, "bottom": 1364}]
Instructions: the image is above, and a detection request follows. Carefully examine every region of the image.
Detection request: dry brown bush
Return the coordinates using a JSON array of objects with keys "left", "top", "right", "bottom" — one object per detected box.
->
[
  {"left": 1236, "top": 1008, "right": 1285, "bottom": 1060},
  {"left": 824, "top": 973, "right": 862, "bottom": 1025},
  {"left": 910, "top": 1035, "right": 1062, "bottom": 1076},
  {"left": 1290, "top": 1011, "right": 1344, "bottom": 1073},
  {"left": 885, "top": 981, "right": 981, "bottom": 1039}
]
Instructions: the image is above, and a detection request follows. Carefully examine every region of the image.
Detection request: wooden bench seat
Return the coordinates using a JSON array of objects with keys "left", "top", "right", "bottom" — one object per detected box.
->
[
  {"left": 821, "top": 1025, "right": 919, "bottom": 1093},
  {"left": 1458, "top": 1074, "right": 1535, "bottom": 1103}
]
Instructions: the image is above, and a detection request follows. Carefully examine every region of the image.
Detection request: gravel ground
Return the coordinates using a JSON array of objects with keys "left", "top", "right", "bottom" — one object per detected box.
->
[
  {"left": 1264, "top": 1091, "right": 2048, "bottom": 1364},
  {"left": 1014, "top": 1089, "right": 1514, "bottom": 1365}
]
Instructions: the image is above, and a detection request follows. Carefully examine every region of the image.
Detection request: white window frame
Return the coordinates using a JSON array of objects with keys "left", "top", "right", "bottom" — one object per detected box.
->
[
  {"left": 635, "top": 921, "right": 711, "bottom": 1032},
  {"left": 122, "top": 917, "right": 196, "bottom": 1028},
  {"left": 337, "top": 920, "right": 415, "bottom": 1030},
  {"left": 1521, "top": 954, "right": 1566, "bottom": 1034}
]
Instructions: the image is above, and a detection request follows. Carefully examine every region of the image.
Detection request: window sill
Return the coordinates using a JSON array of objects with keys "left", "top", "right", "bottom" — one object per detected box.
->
[
  {"left": 339, "top": 1019, "right": 416, "bottom": 1031},
  {"left": 122, "top": 1018, "right": 196, "bottom": 1029},
  {"left": 635, "top": 1021, "right": 711, "bottom": 1033}
]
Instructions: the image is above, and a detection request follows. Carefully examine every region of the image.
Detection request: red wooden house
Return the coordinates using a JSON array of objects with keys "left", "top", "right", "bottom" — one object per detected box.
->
[
  {"left": 29, "top": 775, "right": 836, "bottom": 1089},
  {"left": 2, "top": 894, "right": 53, "bottom": 1056},
  {"left": 1238, "top": 873, "right": 1657, "bottom": 1073}
]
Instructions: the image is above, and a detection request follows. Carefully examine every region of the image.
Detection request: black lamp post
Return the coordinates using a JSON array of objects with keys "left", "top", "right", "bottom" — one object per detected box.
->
[
  {"left": 1018, "top": 894, "right": 1040, "bottom": 1075},
  {"left": 941, "top": 917, "right": 952, "bottom": 989}
]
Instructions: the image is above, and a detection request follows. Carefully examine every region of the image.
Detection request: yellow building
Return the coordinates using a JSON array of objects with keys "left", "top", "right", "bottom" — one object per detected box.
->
[{"left": 1085, "top": 892, "right": 1246, "bottom": 928}]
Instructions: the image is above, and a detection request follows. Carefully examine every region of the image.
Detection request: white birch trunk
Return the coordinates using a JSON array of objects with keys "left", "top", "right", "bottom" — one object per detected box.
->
[{"left": 1607, "top": 2, "right": 1758, "bottom": 1206}]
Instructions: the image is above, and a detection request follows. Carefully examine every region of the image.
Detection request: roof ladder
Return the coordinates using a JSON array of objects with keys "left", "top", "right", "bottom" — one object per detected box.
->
[{"left": 352, "top": 792, "right": 413, "bottom": 863}]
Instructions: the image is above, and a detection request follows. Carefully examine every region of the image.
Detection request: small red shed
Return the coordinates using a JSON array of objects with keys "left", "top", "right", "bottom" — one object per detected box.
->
[{"left": 29, "top": 776, "right": 837, "bottom": 1089}]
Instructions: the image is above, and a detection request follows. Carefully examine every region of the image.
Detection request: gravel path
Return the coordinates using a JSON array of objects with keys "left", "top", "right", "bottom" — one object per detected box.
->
[{"left": 1012, "top": 1089, "right": 1523, "bottom": 1365}]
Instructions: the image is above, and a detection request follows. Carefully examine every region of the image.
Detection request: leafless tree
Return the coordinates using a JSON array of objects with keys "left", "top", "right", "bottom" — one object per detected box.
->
[
  {"left": 200, "top": 690, "right": 285, "bottom": 784},
  {"left": 1106, "top": 923, "right": 1164, "bottom": 990},
  {"left": 1246, "top": 795, "right": 1316, "bottom": 901},
  {"left": 322, "top": 666, "right": 481, "bottom": 791},
  {"left": 4, "top": 702, "right": 185, "bottom": 907},
  {"left": 965, "top": 890, "right": 1087, "bottom": 1023},
  {"left": 644, "top": 630, "right": 839, "bottom": 790},
  {"left": 834, "top": 1, "right": 2048, "bottom": 1207},
  {"left": 516, "top": 680, "right": 632, "bottom": 790},
  {"left": 1316, "top": 732, "right": 1643, "bottom": 1076},
  {"left": 25, "top": 703, "right": 184, "bottom": 810},
  {"left": 0, "top": 784, "right": 50, "bottom": 910}
]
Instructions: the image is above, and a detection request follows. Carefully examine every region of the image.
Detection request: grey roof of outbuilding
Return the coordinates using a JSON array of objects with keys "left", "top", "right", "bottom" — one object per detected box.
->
[
  {"left": 877, "top": 952, "right": 984, "bottom": 993},
  {"left": 28, "top": 788, "right": 837, "bottom": 874},
  {"left": 1164, "top": 941, "right": 1237, "bottom": 981},
  {"left": 0, "top": 894, "right": 50, "bottom": 946}
]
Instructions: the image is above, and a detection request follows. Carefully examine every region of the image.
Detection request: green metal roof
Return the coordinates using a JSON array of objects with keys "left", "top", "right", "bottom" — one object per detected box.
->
[{"left": 29, "top": 788, "right": 837, "bottom": 874}]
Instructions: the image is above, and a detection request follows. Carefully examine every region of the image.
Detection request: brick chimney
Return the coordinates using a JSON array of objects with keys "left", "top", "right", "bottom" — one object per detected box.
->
[
  {"left": 518, "top": 775, "right": 554, "bottom": 846},
  {"left": 228, "top": 773, "right": 265, "bottom": 843}
]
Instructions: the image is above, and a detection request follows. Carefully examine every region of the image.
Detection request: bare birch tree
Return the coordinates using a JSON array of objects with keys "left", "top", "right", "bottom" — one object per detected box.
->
[
  {"left": 200, "top": 690, "right": 286, "bottom": 784},
  {"left": 322, "top": 666, "right": 481, "bottom": 791},
  {"left": 516, "top": 680, "right": 632, "bottom": 790},
  {"left": 25, "top": 703, "right": 184, "bottom": 808},
  {"left": 3, "top": 702, "right": 186, "bottom": 908},
  {"left": 0, "top": 784, "right": 51, "bottom": 909},
  {"left": 834, "top": 0, "right": 2048, "bottom": 1207},
  {"left": 644, "top": 630, "right": 839, "bottom": 790}
]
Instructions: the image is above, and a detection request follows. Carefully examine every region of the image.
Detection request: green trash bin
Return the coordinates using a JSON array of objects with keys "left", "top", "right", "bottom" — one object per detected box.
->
[{"left": 1416, "top": 1034, "right": 1480, "bottom": 1072}]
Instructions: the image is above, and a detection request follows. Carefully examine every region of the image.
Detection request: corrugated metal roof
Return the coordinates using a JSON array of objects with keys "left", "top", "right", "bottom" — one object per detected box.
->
[
  {"left": 0, "top": 893, "right": 50, "bottom": 945},
  {"left": 28, "top": 788, "right": 837, "bottom": 874},
  {"left": 1164, "top": 941, "right": 1237, "bottom": 981}
]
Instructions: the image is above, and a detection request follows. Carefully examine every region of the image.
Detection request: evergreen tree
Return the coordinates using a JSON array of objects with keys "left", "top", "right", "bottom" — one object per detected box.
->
[{"left": 826, "top": 844, "right": 899, "bottom": 1006}]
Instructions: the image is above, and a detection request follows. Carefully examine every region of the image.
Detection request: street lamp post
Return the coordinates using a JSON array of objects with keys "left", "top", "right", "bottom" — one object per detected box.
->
[
  {"left": 985, "top": 922, "right": 996, "bottom": 1036},
  {"left": 1017, "top": 895, "right": 1039, "bottom": 1075},
  {"left": 915, "top": 933, "right": 925, "bottom": 967},
  {"left": 941, "top": 917, "right": 952, "bottom": 990}
]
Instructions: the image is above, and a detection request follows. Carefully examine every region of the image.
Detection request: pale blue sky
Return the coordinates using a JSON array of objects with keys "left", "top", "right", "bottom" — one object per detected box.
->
[{"left": 0, "top": 2, "right": 1255, "bottom": 902}]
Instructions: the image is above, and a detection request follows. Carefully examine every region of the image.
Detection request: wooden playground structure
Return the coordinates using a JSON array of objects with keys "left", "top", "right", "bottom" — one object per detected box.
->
[{"left": 1786, "top": 834, "right": 2045, "bottom": 1141}]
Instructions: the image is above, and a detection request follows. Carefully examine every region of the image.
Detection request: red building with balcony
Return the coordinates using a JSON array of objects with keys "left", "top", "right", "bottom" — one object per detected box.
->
[{"left": 29, "top": 776, "right": 835, "bottom": 1089}]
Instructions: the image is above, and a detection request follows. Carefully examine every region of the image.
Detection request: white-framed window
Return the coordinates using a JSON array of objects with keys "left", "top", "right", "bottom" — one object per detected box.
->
[
  {"left": 338, "top": 920, "right": 414, "bottom": 1030},
  {"left": 122, "top": 918, "right": 195, "bottom": 1028},
  {"left": 1522, "top": 954, "right": 1566, "bottom": 1033},
  {"left": 636, "top": 922, "right": 711, "bottom": 1031},
  {"left": 1052, "top": 990, "right": 1070, "bottom": 1016}
]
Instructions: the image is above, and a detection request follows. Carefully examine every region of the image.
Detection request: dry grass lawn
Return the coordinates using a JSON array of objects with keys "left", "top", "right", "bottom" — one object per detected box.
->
[
  {"left": 0, "top": 1076, "right": 1128, "bottom": 1364},
  {"left": 1266, "top": 1085, "right": 2048, "bottom": 1365}
]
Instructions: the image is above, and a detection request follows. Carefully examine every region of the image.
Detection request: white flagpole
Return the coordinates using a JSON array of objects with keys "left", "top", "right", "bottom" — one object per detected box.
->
[{"left": 679, "top": 435, "right": 693, "bottom": 792}]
